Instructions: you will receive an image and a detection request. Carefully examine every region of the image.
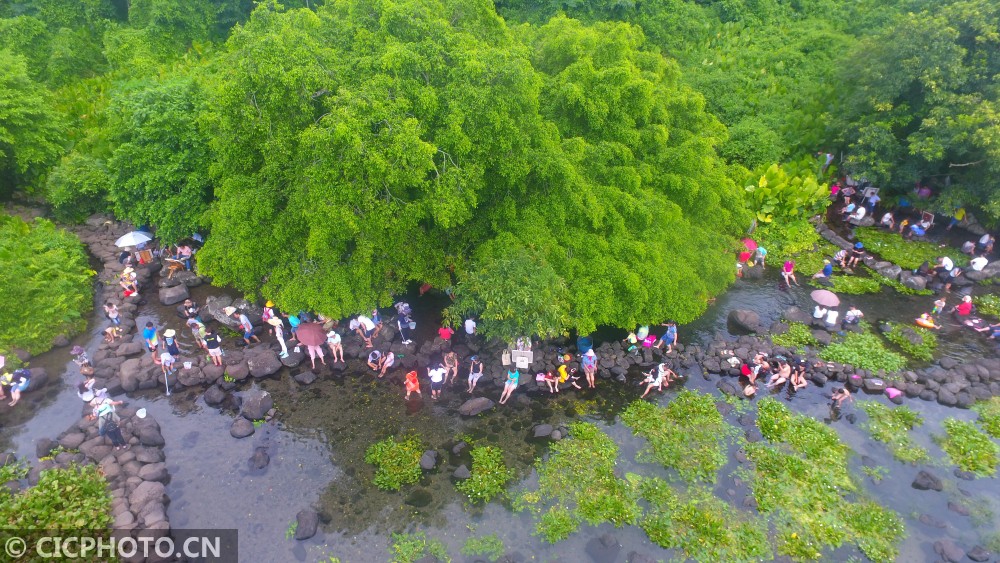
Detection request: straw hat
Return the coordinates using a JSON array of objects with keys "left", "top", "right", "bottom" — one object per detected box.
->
[
  {"left": 267, "top": 317, "right": 283, "bottom": 327},
  {"left": 223, "top": 306, "right": 237, "bottom": 316},
  {"left": 123, "top": 267, "right": 134, "bottom": 274}
]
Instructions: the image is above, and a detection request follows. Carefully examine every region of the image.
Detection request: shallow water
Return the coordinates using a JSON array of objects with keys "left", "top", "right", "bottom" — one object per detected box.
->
[{"left": 2, "top": 271, "right": 999, "bottom": 562}]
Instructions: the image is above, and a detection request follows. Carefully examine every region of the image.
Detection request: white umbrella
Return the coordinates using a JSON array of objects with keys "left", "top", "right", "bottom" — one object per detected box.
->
[{"left": 114, "top": 231, "right": 152, "bottom": 248}]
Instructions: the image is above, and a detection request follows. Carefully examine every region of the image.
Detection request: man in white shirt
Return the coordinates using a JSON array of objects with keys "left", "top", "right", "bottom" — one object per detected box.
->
[
  {"left": 970, "top": 256, "right": 989, "bottom": 271},
  {"left": 824, "top": 308, "right": 839, "bottom": 328},
  {"left": 357, "top": 315, "right": 376, "bottom": 347},
  {"left": 464, "top": 317, "right": 476, "bottom": 336}
]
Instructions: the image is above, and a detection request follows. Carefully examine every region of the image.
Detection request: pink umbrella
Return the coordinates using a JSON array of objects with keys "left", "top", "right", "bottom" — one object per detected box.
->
[
  {"left": 295, "top": 323, "right": 326, "bottom": 347},
  {"left": 743, "top": 238, "right": 758, "bottom": 251}
]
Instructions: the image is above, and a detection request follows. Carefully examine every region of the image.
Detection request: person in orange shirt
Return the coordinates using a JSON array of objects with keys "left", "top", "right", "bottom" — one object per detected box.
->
[{"left": 404, "top": 371, "right": 421, "bottom": 400}]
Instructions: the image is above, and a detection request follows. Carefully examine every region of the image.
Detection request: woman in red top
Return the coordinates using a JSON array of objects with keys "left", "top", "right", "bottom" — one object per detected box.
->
[{"left": 954, "top": 296, "right": 974, "bottom": 317}]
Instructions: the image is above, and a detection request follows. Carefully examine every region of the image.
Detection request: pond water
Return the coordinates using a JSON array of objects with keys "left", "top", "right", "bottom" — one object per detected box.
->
[{"left": 2, "top": 269, "right": 999, "bottom": 562}]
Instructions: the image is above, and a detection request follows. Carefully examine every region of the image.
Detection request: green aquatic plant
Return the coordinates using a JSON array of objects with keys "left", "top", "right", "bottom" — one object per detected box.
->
[
  {"left": 973, "top": 398, "right": 1000, "bottom": 438},
  {"left": 858, "top": 402, "right": 929, "bottom": 464},
  {"left": 862, "top": 465, "right": 888, "bottom": 481},
  {"left": 747, "top": 399, "right": 906, "bottom": 561},
  {"left": 870, "top": 271, "right": 934, "bottom": 296},
  {"left": 0, "top": 463, "right": 112, "bottom": 530},
  {"left": 460, "top": 534, "right": 505, "bottom": 561},
  {"left": 820, "top": 331, "right": 906, "bottom": 373},
  {"left": 855, "top": 227, "right": 957, "bottom": 271},
  {"left": 937, "top": 419, "right": 999, "bottom": 477},
  {"left": 364, "top": 436, "right": 424, "bottom": 491},
  {"left": 284, "top": 520, "right": 297, "bottom": 540},
  {"left": 753, "top": 219, "right": 836, "bottom": 276},
  {"left": 974, "top": 294, "right": 1000, "bottom": 319},
  {"left": 455, "top": 446, "right": 513, "bottom": 504},
  {"left": 621, "top": 391, "right": 735, "bottom": 483},
  {"left": 882, "top": 323, "right": 937, "bottom": 362},
  {"left": 638, "top": 478, "right": 771, "bottom": 562},
  {"left": 390, "top": 532, "right": 450, "bottom": 563},
  {"left": 812, "top": 274, "right": 882, "bottom": 294},
  {"left": 518, "top": 422, "right": 640, "bottom": 543},
  {"left": 771, "top": 322, "right": 818, "bottom": 349}
]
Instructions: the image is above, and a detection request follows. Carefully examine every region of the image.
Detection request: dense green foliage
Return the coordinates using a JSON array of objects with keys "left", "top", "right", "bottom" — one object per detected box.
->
[
  {"left": 855, "top": 227, "right": 958, "bottom": 271},
  {"left": 937, "top": 419, "right": 999, "bottom": 477},
  {"left": 858, "top": 402, "right": 929, "bottom": 464},
  {"left": 771, "top": 322, "right": 818, "bottom": 350},
  {"left": 814, "top": 275, "right": 882, "bottom": 295},
  {"left": 744, "top": 157, "right": 830, "bottom": 224},
  {"left": 621, "top": 392, "right": 734, "bottom": 483},
  {"left": 460, "top": 534, "right": 505, "bottom": 561},
  {"left": 363, "top": 436, "right": 424, "bottom": 491},
  {"left": 750, "top": 399, "right": 905, "bottom": 561},
  {"left": 753, "top": 219, "right": 836, "bottom": 277},
  {"left": 455, "top": 445, "right": 513, "bottom": 504},
  {"left": 513, "top": 422, "right": 639, "bottom": 542},
  {"left": 389, "top": 532, "right": 450, "bottom": 563},
  {"left": 639, "top": 478, "right": 771, "bottom": 562},
  {"left": 973, "top": 398, "right": 1000, "bottom": 439},
  {"left": 0, "top": 214, "right": 93, "bottom": 356},
  {"left": 975, "top": 295, "right": 1000, "bottom": 319},
  {"left": 883, "top": 322, "right": 937, "bottom": 362},
  {"left": 820, "top": 331, "right": 907, "bottom": 373},
  {"left": 0, "top": 463, "right": 112, "bottom": 529}
]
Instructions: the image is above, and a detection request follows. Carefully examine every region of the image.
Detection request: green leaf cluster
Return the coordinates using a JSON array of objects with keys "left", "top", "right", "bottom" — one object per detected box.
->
[
  {"left": 620, "top": 391, "right": 734, "bottom": 483},
  {"left": 0, "top": 214, "right": 94, "bottom": 355},
  {"left": 749, "top": 399, "right": 905, "bottom": 562},
  {"left": 819, "top": 331, "right": 906, "bottom": 373},
  {"left": 455, "top": 445, "right": 513, "bottom": 504},
  {"left": 937, "top": 419, "right": 999, "bottom": 477},
  {"left": 973, "top": 398, "right": 1000, "bottom": 439},
  {"left": 882, "top": 322, "right": 937, "bottom": 363},
  {"left": 813, "top": 275, "right": 882, "bottom": 295},
  {"left": 771, "top": 322, "right": 818, "bottom": 350},
  {"left": 744, "top": 156, "right": 830, "bottom": 223},
  {"left": 363, "top": 435, "right": 424, "bottom": 492},
  {"left": 974, "top": 294, "right": 1000, "bottom": 319},
  {"left": 460, "top": 534, "right": 504, "bottom": 561},
  {"left": 857, "top": 401, "right": 929, "bottom": 464},
  {"left": 390, "top": 532, "right": 450, "bottom": 563},
  {"left": 0, "top": 463, "right": 112, "bottom": 529},
  {"left": 753, "top": 218, "right": 835, "bottom": 276},
  {"left": 855, "top": 227, "right": 958, "bottom": 271}
]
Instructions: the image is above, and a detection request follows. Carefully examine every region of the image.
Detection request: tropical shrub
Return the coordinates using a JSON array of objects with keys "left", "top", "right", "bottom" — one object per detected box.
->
[
  {"left": 816, "top": 275, "right": 882, "bottom": 295},
  {"left": 771, "top": 322, "right": 818, "bottom": 350},
  {"left": 45, "top": 152, "right": 111, "bottom": 223},
  {"left": 364, "top": 436, "right": 423, "bottom": 491},
  {"left": 744, "top": 156, "right": 830, "bottom": 224},
  {"left": 456, "top": 446, "right": 513, "bottom": 504},
  {"left": 0, "top": 214, "right": 94, "bottom": 355},
  {"left": 975, "top": 294, "right": 1000, "bottom": 319},
  {"left": 0, "top": 464, "right": 112, "bottom": 529}
]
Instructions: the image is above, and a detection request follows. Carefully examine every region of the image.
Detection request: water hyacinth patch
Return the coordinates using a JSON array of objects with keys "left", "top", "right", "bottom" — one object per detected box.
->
[
  {"left": 812, "top": 275, "right": 882, "bottom": 295},
  {"left": 973, "top": 398, "right": 1000, "bottom": 438},
  {"left": 771, "top": 322, "right": 818, "bottom": 350},
  {"left": 820, "top": 331, "right": 906, "bottom": 373},
  {"left": 937, "top": 419, "right": 999, "bottom": 477},
  {"left": 455, "top": 446, "right": 513, "bottom": 504},
  {"left": 858, "top": 402, "right": 929, "bottom": 463},
  {"left": 621, "top": 391, "right": 736, "bottom": 483},
  {"left": 882, "top": 322, "right": 937, "bottom": 362},
  {"left": 364, "top": 436, "right": 424, "bottom": 491}
]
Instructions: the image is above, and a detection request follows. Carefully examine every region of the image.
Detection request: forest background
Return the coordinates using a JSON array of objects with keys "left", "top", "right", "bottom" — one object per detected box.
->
[{"left": 1, "top": 0, "right": 998, "bottom": 346}]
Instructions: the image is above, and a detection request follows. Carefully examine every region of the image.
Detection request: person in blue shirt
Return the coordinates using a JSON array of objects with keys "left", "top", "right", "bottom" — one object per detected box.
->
[
  {"left": 812, "top": 259, "right": 834, "bottom": 279},
  {"left": 655, "top": 321, "right": 678, "bottom": 354},
  {"left": 142, "top": 322, "right": 160, "bottom": 364}
]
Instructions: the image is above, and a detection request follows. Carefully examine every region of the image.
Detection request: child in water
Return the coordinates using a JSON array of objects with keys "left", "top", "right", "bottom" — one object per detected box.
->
[{"left": 404, "top": 370, "right": 421, "bottom": 400}]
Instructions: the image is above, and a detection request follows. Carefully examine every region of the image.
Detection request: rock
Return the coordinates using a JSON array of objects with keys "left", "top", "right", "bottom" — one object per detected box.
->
[
  {"left": 116, "top": 342, "right": 145, "bottom": 357},
  {"left": 900, "top": 271, "right": 927, "bottom": 290},
  {"left": 158, "top": 284, "right": 190, "bottom": 305},
  {"left": 458, "top": 397, "right": 494, "bottom": 416},
  {"left": 293, "top": 371, "right": 317, "bottom": 385},
  {"left": 247, "top": 350, "right": 282, "bottom": 378},
  {"left": 135, "top": 418, "right": 165, "bottom": 447},
  {"left": 937, "top": 388, "right": 958, "bottom": 406},
  {"left": 36, "top": 438, "right": 56, "bottom": 459},
  {"left": 550, "top": 430, "right": 562, "bottom": 440},
  {"left": 627, "top": 552, "right": 657, "bottom": 563},
  {"left": 783, "top": 306, "right": 812, "bottom": 325},
  {"left": 863, "top": 378, "right": 886, "bottom": 392},
  {"left": 203, "top": 385, "right": 226, "bottom": 407},
  {"left": 452, "top": 441, "right": 467, "bottom": 455},
  {"left": 58, "top": 433, "right": 86, "bottom": 450},
  {"left": 967, "top": 546, "right": 991, "bottom": 562},
  {"left": 728, "top": 309, "right": 762, "bottom": 334},
  {"left": 249, "top": 447, "right": 270, "bottom": 470},
  {"left": 240, "top": 389, "right": 273, "bottom": 420},
  {"left": 918, "top": 513, "right": 946, "bottom": 528},
  {"left": 533, "top": 424, "right": 554, "bottom": 438},
  {"left": 128, "top": 481, "right": 165, "bottom": 512},
  {"left": 874, "top": 261, "right": 902, "bottom": 280},
  {"left": 294, "top": 509, "right": 319, "bottom": 540},
  {"left": 585, "top": 533, "right": 621, "bottom": 563},
  {"left": 947, "top": 501, "right": 970, "bottom": 516},
  {"left": 419, "top": 451, "right": 438, "bottom": 470},
  {"left": 453, "top": 465, "right": 471, "bottom": 479},
  {"left": 933, "top": 538, "right": 965, "bottom": 563},
  {"left": 226, "top": 360, "right": 250, "bottom": 381},
  {"left": 954, "top": 468, "right": 976, "bottom": 480},
  {"left": 745, "top": 429, "right": 763, "bottom": 443},
  {"left": 940, "top": 357, "right": 959, "bottom": 370},
  {"left": 716, "top": 380, "right": 741, "bottom": 397},
  {"left": 230, "top": 418, "right": 255, "bottom": 439},
  {"left": 138, "top": 462, "right": 168, "bottom": 483},
  {"left": 51, "top": 334, "right": 70, "bottom": 347},
  {"left": 912, "top": 470, "right": 943, "bottom": 491},
  {"left": 811, "top": 330, "right": 832, "bottom": 346},
  {"left": 280, "top": 348, "right": 305, "bottom": 367}
]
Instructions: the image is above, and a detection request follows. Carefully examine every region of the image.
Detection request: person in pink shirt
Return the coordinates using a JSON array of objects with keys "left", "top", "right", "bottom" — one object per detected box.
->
[{"left": 437, "top": 325, "right": 455, "bottom": 341}]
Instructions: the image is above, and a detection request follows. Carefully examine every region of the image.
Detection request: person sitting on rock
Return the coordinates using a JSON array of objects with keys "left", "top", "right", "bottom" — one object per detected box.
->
[
  {"left": 847, "top": 243, "right": 864, "bottom": 268},
  {"left": 824, "top": 308, "right": 840, "bottom": 329},
  {"left": 640, "top": 363, "right": 674, "bottom": 398},
  {"left": 970, "top": 255, "right": 989, "bottom": 271},
  {"left": 0, "top": 369, "right": 30, "bottom": 407},
  {"left": 813, "top": 305, "right": 828, "bottom": 320},
  {"left": 848, "top": 205, "right": 867, "bottom": 223},
  {"left": 880, "top": 212, "right": 895, "bottom": 230},
  {"left": 790, "top": 365, "right": 808, "bottom": 392},
  {"left": 952, "top": 295, "right": 974, "bottom": 318},
  {"left": 542, "top": 371, "right": 560, "bottom": 394},
  {"left": 933, "top": 256, "right": 954, "bottom": 275},
  {"left": 942, "top": 267, "right": 963, "bottom": 293},
  {"left": 833, "top": 249, "right": 849, "bottom": 268},
  {"left": 961, "top": 240, "right": 976, "bottom": 255},
  {"left": 366, "top": 349, "right": 383, "bottom": 371},
  {"left": 843, "top": 306, "right": 864, "bottom": 326},
  {"left": 766, "top": 358, "right": 791, "bottom": 389},
  {"left": 812, "top": 259, "right": 834, "bottom": 279},
  {"left": 781, "top": 260, "right": 799, "bottom": 287},
  {"left": 377, "top": 351, "right": 395, "bottom": 378}
]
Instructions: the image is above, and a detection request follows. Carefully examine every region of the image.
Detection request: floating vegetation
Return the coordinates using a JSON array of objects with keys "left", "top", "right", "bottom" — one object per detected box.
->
[
  {"left": 882, "top": 322, "right": 937, "bottom": 362},
  {"left": 389, "top": 532, "right": 450, "bottom": 563},
  {"left": 937, "top": 419, "right": 999, "bottom": 477},
  {"left": 855, "top": 227, "right": 953, "bottom": 270},
  {"left": 820, "top": 331, "right": 906, "bottom": 373},
  {"left": 870, "top": 271, "right": 934, "bottom": 296},
  {"left": 812, "top": 275, "right": 882, "bottom": 294},
  {"left": 973, "top": 398, "right": 1000, "bottom": 438},
  {"left": 460, "top": 534, "right": 505, "bottom": 561},
  {"left": 639, "top": 478, "right": 771, "bottom": 562},
  {"left": 456, "top": 446, "right": 513, "bottom": 504},
  {"left": 975, "top": 294, "right": 1000, "bottom": 319},
  {"left": 772, "top": 322, "right": 818, "bottom": 350},
  {"left": 858, "top": 402, "right": 929, "bottom": 463},
  {"left": 513, "top": 422, "right": 640, "bottom": 543},
  {"left": 621, "top": 391, "right": 735, "bottom": 483},
  {"left": 746, "top": 399, "right": 905, "bottom": 561},
  {"left": 364, "top": 436, "right": 424, "bottom": 491}
]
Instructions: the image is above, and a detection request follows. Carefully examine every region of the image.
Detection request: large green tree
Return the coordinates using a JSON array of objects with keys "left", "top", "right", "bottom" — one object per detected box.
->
[{"left": 0, "top": 50, "right": 63, "bottom": 196}]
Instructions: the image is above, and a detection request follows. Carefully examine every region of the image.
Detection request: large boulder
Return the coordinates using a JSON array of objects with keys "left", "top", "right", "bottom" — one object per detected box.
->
[
  {"left": 134, "top": 418, "right": 165, "bottom": 447},
  {"left": 240, "top": 388, "right": 273, "bottom": 421},
  {"left": 294, "top": 509, "right": 319, "bottom": 541},
  {"left": 230, "top": 418, "right": 254, "bottom": 439},
  {"left": 727, "top": 309, "right": 762, "bottom": 334},
  {"left": 900, "top": 271, "right": 927, "bottom": 291},
  {"left": 116, "top": 342, "right": 145, "bottom": 357},
  {"left": 203, "top": 385, "right": 226, "bottom": 407},
  {"left": 158, "top": 284, "right": 190, "bottom": 306},
  {"left": 912, "top": 470, "right": 943, "bottom": 491},
  {"left": 128, "top": 481, "right": 166, "bottom": 513},
  {"left": 247, "top": 350, "right": 282, "bottom": 378},
  {"left": 119, "top": 358, "right": 149, "bottom": 393},
  {"left": 458, "top": 397, "right": 494, "bottom": 416},
  {"left": 874, "top": 261, "right": 901, "bottom": 280}
]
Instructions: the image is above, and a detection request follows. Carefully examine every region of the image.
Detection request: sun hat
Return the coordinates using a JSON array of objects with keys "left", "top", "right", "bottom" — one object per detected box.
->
[
  {"left": 470, "top": 355, "right": 479, "bottom": 361},
  {"left": 265, "top": 300, "right": 274, "bottom": 307},
  {"left": 163, "top": 329, "right": 176, "bottom": 337},
  {"left": 136, "top": 408, "right": 147, "bottom": 419},
  {"left": 854, "top": 242, "right": 864, "bottom": 249},
  {"left": 80, "top": 391, "right": 94, "bottom": 402},
  {"left": 267, "top": 317, "right": 283, "bottom": 327},
  {"left": 123, "top": 266, "right": 134, "bottom": 274},
  {"left": 223, "top": 306, "right": 237, "bottom": 316}
]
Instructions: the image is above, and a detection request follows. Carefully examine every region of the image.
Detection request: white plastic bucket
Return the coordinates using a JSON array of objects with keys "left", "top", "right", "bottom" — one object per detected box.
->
[{"left": 183, "top": 361, "right": 192, "bottom": 369}]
